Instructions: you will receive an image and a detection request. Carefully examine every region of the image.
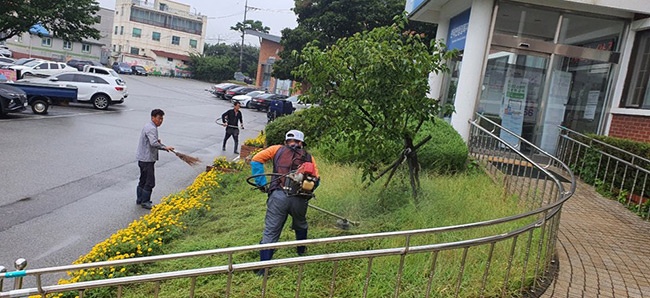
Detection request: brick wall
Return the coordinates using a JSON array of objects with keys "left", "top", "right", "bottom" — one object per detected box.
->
[{"left": 609, "top": 114, "right": 650, "bottom": 143}]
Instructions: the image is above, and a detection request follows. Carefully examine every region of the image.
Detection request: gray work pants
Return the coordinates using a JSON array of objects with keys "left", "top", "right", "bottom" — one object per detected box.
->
[{"left": 261, "top": 189, "right": 309, "bottom": 244}]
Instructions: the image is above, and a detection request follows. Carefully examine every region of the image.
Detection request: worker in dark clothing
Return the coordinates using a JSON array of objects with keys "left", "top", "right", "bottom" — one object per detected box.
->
[
  {"left": 250, "top": 129, "right": 320, "bottom": 275},
  {"left": 221, "top": 102, "right": 244, "bottom": 154}
]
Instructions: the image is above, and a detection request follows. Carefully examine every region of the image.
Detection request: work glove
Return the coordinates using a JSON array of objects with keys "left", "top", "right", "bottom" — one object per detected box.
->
[{"left": 251, "top": 161, "right": 267, "bottom": 191}]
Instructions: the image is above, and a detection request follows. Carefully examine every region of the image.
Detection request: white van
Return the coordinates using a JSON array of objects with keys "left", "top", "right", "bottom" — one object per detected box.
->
[{"left": 83, "top": 65, "right": 125, "bottom": 85}]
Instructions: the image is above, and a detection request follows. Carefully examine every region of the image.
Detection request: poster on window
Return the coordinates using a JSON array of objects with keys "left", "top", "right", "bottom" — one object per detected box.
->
[
  {"left": 583, "top": 90, "right": 600, "bottom": 120},
  {"left": 500, "top": 78, "right": 528, "bottom": 149}
]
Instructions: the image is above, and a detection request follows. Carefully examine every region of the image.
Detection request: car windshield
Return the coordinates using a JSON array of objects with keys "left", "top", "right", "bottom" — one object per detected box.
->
[
  {"left": 246, "top": 91, "right": 264, "bottom": 96},
  {"left": 108, "top": 69, "right": 120, "bottom": 77},
  {"left": 119, "top": 63, "right": 129, "bottom": 67}
]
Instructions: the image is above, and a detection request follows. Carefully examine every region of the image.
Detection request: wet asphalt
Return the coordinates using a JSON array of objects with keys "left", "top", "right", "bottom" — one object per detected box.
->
[{"left": 0, "top": 75, "right": 268, "bottom": 287}]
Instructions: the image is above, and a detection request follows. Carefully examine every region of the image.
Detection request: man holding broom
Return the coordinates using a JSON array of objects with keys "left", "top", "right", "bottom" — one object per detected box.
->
[{"left": 136, "top": 109, "right": 174, "bottom": 210}]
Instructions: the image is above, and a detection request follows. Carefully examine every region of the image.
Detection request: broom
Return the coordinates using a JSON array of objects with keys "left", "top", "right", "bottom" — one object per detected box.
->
[{"left": 169, "top": 149, "right": 201, "bottom": 166}]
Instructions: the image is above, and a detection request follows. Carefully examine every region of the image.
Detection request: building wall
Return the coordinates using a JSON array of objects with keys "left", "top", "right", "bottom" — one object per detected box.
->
[
  {"left": 255, "top": 39, "right": 282, "bottom": 91},
  {"left": 112, "top": 0, "right": 206, "bottom": 62},
  {"left": 609, "top": 114, "right": 650, "bottom": 142}
]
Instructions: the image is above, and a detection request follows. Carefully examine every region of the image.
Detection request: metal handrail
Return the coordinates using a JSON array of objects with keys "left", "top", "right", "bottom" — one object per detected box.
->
[{"left": 559, "top": 125, "right": 650, "bottom": 166}]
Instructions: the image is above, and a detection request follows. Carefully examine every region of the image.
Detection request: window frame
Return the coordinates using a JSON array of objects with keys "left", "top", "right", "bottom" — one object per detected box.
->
[
  {"left": 81, "top": 43, "right": 91, "bottom": 53},
  {"left": 622, "top": 30, "right": 650, "bottom": 109}
]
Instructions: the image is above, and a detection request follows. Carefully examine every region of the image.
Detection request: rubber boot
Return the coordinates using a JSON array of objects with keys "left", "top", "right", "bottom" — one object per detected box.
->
[
  {"left": 233, "top": 139, "right": 239, "bottom": 154},
  {"left": 295, "top": 229, "right": 308, "bottom": 256},
  {"left": 255, "top": 249, "right": 275, "bottom": 276},
  {"left": 136, "top": 186, "right": 144, "bottom": 205},
  {"left": 140, "top": 189, "right": 153, "bottom": 209}
]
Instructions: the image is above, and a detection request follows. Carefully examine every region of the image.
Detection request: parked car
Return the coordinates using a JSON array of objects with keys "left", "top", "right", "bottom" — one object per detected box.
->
[
  {"left": 284, "top": 95, "right": 315, "bottom": 110},
  {"left": 83, "top": 65, "right": 125, "bottom": 85},
  {"left": 224, "top": 86, "right": 258, "bottom": 101},
  {"left": 233, "top": 90, "right": 266, "bottom": 108},
  {"left": 131, "top": 65, "right": 148, "bottom": 76},
  {"left": 10, "top": 60, "right": 77, "bottom": 79},
  {"left": 66, "top": 59, "right": 102, "bottom": 71},
  {"left": 249, "top": 93, "right": 288, "bottom": 111},
  {"left": 112, "top": 62, "right": 133, "bottom": 75},
  {"left": 0, "top": 83, "right": 28, "bottom": 116},
  {"left": 0, "top": 57, "right": 14, "bottom": 64},
  {"left": 18, "top": 72, "right": 128, "bottom": 110},
  {"left": 211, "top": 83, "right": 241, "bottom": 99},
  {"left": 9, "top": 82, "right": 78, "bottom": 114},
  {"left": 0, "top": 45, "right": 12, "bottom": 57}
]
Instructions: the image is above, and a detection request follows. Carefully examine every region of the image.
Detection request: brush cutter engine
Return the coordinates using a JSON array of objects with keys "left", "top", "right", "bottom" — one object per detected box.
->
[{"left": 284, "top": 162, "right": 317, "bottom": 196}]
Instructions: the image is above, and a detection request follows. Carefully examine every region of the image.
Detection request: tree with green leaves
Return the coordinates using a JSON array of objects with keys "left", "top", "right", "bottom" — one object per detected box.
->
[
  {"left": 294, "top": 14, "right": 455, "bottom": 198},
  {"left": 274, "top": 0, "right": 437, "bottom": 81},
  {"left": 188, "top": 43, "right": 259, "bottom": 82},
  {"left": 230, "top": 20, "right": 270, "bottom": 35},
  {"left": 0, "top": 0, "right": 100, "bottom": 42}
]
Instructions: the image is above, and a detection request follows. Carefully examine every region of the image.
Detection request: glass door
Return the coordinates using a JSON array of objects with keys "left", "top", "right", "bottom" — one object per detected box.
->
[{"left": 478, "top": 48, "right": 550, "bottom": 151}]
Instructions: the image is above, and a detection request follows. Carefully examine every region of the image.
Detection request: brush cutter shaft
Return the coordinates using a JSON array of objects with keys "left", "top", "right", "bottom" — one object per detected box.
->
[{"left": 308, "top": 204, "right": 359, "bottom": 226}]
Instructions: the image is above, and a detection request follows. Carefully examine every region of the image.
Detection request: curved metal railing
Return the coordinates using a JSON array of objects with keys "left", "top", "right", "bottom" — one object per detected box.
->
[{"left": 0, "top": 114, "right": 575, "bottom": 298}]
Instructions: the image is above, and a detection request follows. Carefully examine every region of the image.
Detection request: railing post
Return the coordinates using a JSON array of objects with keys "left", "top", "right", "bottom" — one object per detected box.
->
[
  {"left": 0, "top": 266, "right": 6, "bottom": 292},
  {"left": 13, "top": 258, "right": 27, "bottom": 290}
]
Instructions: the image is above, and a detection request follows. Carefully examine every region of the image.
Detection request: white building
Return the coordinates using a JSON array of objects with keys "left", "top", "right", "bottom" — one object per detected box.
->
[
  {"left": 3, "top": 7, "right": 114, "bottom": 64},
  {"left": 407, "top": 0, "right": 650, "bottom": 151},
  {"left": 111, "top": 0, "right": 207, "bottom": 77}
]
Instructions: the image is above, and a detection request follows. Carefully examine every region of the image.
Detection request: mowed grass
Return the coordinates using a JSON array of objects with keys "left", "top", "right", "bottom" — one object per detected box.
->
[{"left": 117, "top": 161, "right": 548, "bottom": 298}]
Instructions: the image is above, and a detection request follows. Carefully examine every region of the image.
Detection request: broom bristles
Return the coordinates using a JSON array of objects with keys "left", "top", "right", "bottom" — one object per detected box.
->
[{"left": 174, "top": 151, "right": 201, "bottom": 166}]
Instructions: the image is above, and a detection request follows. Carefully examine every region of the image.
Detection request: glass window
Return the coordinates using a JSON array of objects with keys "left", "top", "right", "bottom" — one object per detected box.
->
[
  {"left": 120, "top": 26, "right": 124, "bottom": 35},
  {"left": 50, "top": 63, "right": 59, "bottom": 70},
  {"left": 189, "top": 39, "right": 197, "bottom": 49},
  {"left": 82, "top": 44, "right": 91, "bottom": 53},
  {"left": 152, "top": 32, "right": 161, "bottom": 41},
  {"left": 172, "top": 36, "right": 180, "bottom": 45},
  {"left": 36, "top": 63, "right": 49, "bottom": 69},
  {"left": 558, "top": 14, "right": 624, "bottom": 48},
  {"left": 494, "top": 2, "right": 560, "bottom": 42},
  {"left": 63, "top": 41, "right": 72, "bottom": 50},
  {"left": 130, "top": 47, "right": 139, "bottom": 55},
  {"left": 132, "top": 28, "right": 142, "bottom": 38},
  {"left": 623, "top": 30, "right": 650, "bottom": 108},
  {"left": 41, "top": 38, "right": 52, "bottom": 47},
  {"left": 114, "top": 26, "right": 118, "bottom": 35},
  {"left": 57, "top": 74, "right": 75, "bottom": 81}
]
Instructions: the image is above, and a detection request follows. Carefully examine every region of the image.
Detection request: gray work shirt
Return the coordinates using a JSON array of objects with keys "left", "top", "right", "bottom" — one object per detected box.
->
[{"left": 136, "top": 120, "right": 165, "bottom": 162}]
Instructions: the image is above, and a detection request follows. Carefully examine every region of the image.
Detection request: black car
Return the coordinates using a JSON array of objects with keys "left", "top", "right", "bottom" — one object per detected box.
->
[
  {"left": 249, "top": 93, "right": 288, "bottom": 111},
  {"left": 67, "top": 59, "right": 102, "bottom": 71},
  {"left": 224, "top": 86, "right": 258, "bottom": 101},
  {"left": 0, "top": 83, "right": 28, "bottom": 116},
  {"left": 131, "top": 65, "right": 148, "bottom": 76},
  {"left": 213, "top": 83, "right": 241, "bottom": 100}
]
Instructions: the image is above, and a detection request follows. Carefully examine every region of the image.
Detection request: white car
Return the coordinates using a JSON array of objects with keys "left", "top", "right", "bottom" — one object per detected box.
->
[
  {"left": 10, "top": 60, "right": 77, "bottom": 78},
  {"left": 20, "top": 72, "right": 128, "bottom": 110},
  {"left": 0, "top": 45, "right": 12, "bottom": 57},
  {"left": 285, "top": 95, "right": 313, "bottom": 110},
  {"left": 83, "top": 65, "right": 125, "bottom": 84},
  {"left": 233, "top": 90, "right": 266, "bottom": 108}
]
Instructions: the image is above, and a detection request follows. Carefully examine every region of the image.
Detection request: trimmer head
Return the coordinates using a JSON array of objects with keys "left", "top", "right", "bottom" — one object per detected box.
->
[{"left": 336, "top": 219, "right": 352, "bottom": 230}]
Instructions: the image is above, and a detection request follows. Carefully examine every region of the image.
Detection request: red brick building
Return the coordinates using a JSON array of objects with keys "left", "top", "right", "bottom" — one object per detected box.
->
[{"left": 245, "top": 30, "right": 296, "bottom": 95}]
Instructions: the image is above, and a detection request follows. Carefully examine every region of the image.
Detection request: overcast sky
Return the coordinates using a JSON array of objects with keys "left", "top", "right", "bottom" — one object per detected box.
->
[{"left": 96, "top": 0, "right": 298, "bottom": 46}]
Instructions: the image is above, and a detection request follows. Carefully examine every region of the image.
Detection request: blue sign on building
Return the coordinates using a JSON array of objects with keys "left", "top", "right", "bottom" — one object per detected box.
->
[{"left": 447, "top": 9, "right": 471, "bottom": 51}]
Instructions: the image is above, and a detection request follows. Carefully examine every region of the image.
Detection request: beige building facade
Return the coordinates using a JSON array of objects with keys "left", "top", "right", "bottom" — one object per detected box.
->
[{"left": 111, "top": 0, "right": 207, "bottom": 76}]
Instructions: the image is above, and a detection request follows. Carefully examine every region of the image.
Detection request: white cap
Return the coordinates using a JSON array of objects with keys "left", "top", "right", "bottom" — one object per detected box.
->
[{"left": 285, "top": 130, "right": 305, "bottom": 143}]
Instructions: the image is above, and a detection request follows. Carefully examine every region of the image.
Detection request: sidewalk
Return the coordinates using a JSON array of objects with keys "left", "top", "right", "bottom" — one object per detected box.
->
[{"left": 540, "top": 179, "right": 650, "bottom": 298}]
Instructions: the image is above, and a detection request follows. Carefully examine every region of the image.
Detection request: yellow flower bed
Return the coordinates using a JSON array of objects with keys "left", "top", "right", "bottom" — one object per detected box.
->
[
  {"left": 211, "top": 156, "right": 245, "bottom": 171},
  {"left": 243, "top": 130, "right": 265, "bottom": 148},
  {"left": 39, "top": 169, "right": 222, "bottom": 298}
]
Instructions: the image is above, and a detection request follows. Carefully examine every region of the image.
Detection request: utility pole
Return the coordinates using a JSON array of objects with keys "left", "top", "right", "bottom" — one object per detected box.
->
[{"left": 239, "top": 0, "right": 248, "bottom": 72}]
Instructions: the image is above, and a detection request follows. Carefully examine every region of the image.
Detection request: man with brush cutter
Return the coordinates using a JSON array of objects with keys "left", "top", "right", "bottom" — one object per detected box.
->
[
  {"left": 136, "top": 109, "right": 175, "bottom": 210},
  {"left": 250, "top": 130, "right": 320, "bottom": 276},
  {"left": 220, "top": 101, "right": 244, "bottom": 154}
]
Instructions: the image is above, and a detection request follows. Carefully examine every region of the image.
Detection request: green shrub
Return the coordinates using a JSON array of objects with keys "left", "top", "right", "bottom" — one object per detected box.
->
[
  {"left": 416, "top": 120, "right": 468, "bottom": 173},
  {"left": 265, "top": 107, "right": 328, "bottom": 146}
]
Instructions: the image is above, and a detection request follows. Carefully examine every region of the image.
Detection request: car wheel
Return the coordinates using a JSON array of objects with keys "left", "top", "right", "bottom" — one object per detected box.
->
[
  {"left": 92, "top": 94, "right": 110, "bottom": 110},
  {"left": 31, "top": 99, "right": 49, "bottom": 114},
  {"left": 245, "top": 101, "right": 251, "bottom": 108},
  {"left": 22, "top": 72, "right": 33, "bottom": 79}
]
